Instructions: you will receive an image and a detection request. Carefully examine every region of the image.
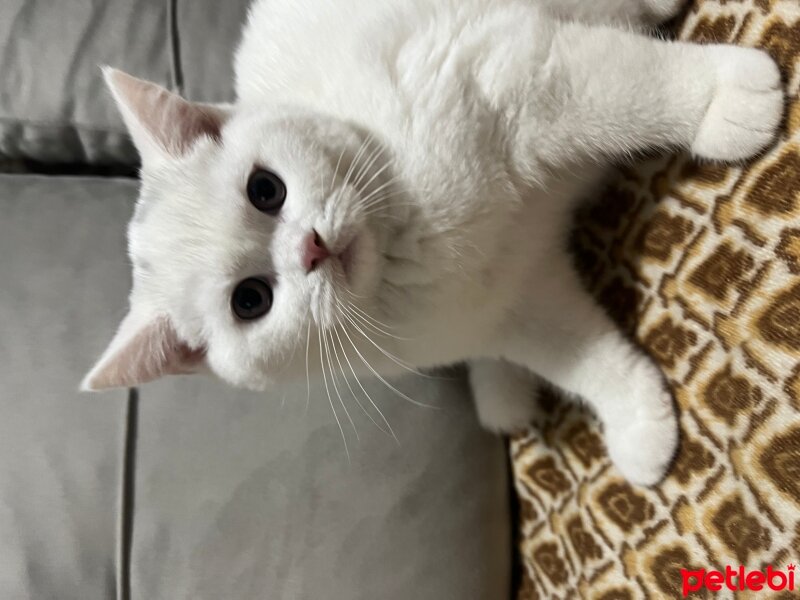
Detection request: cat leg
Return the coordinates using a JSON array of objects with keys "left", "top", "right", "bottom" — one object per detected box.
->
[
  {"left": 534, "top": 0, "right": 684, "bottom": 26},
  {"left": 468, "top": 359, "right": 544, "bottom": 434},
  {"left": 497, "top": 17, "right": 783, "bottom": 173},
  {"left": 499, "top": 252, "right": 678, "bottom": 486}
]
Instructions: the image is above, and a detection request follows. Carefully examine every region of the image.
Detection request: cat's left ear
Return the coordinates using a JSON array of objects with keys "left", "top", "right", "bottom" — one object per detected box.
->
[
  {"left": 103, "top": 67, "right": 229, "bottom": 167},
  {"left": 81, "top": 311, "right": 206, "bottom": 391}
]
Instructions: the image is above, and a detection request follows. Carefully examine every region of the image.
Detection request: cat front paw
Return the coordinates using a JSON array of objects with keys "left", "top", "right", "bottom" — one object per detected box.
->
[
  {"left": 692, "top": 46, "right": 784, "bottom": 161},
  {"left": 476, "top": 393, "right": 542, "bottom": 435},
  {"left": 469, "top": 359, "right": 542, "bottom": 435},
  {"left": 605, "top": 392, "right": 679, "bottom": 486}
]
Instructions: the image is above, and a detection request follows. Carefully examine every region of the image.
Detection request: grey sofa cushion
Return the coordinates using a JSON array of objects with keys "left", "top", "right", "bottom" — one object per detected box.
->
[
  {"left": 0, "top": 174, "right": 135, "bottom": 599},
  {"left": 0, "top": 0, "right": 251, "bottom": 165},
  {"left": 132, "top": 373, "right": 511, "bottom": 600}
]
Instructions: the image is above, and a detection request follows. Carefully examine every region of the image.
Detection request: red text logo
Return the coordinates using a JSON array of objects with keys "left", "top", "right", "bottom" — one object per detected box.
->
[{"left": 681, "top": 565, "right": 795, "bottom": 596}]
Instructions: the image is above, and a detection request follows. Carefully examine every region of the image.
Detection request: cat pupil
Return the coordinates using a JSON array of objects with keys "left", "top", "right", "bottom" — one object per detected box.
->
[
  {"left": 232, "top": 278, "right": 273, "bottom": 320},
  {"left": 254, "top": 178, "right": 275, "bottom": 201},
  {"left": 246, "top": 169, "right": 286, "bottom": 214},
  {"left": 240, "top": 289, "right": 260, "bottom": 308}
]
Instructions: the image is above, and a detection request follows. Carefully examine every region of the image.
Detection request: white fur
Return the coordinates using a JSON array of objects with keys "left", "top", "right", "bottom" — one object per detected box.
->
[
  {"left": 86, "top": 0, "right": 784, "bottom": 486},
  {"left": 469, "top": 359, "right": 544, "bottom": 433}
]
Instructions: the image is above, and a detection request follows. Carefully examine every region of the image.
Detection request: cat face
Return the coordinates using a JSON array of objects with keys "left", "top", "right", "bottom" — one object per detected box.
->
[{"left": 82, "top": 70, "right": 399, "bottom": 391}]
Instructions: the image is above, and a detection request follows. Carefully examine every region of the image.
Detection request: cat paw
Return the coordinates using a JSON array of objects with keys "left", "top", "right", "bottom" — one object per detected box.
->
[
  {"left": 692, "top": 46, "right": 784, "bottom": 161},
  {"left": 470, "top": 359, "right": 541, "bottom": 435},
  {"left": 605, "top": 392, "right": 679, "bottom": 486},
  {"left": 643, "top": 0, "right": 685, "bottom": 23},
  {"left": 477, "top": 393, "right": 541, "bottom": 435}
]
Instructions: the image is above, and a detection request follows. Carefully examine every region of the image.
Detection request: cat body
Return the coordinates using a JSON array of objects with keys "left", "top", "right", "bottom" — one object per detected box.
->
[{"left": 84, "top": 0, "right": 784, "bottom": 485}]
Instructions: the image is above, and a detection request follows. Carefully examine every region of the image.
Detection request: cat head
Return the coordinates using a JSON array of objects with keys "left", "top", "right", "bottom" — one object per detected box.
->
[{"left": 82, "top": 69, "right": 404, "bottom": 391}]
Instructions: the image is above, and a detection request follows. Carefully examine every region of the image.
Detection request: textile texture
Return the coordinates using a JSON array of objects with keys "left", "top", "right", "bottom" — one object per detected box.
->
[{"left": 512, "top": 1, "right": 800, "bottom": 597}]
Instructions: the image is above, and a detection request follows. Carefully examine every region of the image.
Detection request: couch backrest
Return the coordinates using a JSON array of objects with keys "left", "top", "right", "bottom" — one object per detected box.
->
[{"left": 0, "top": 0, "right": 251, "bottom": 166}]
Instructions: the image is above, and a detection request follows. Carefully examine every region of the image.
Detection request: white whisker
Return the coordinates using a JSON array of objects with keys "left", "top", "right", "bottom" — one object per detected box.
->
[
  {"left": 337, "top": 317, "right": 438, "bottom": 409},
  {"left": 352, "top": 140, "right": 385, "bottom": 190},
  {"left": 324, "top": 327, "right": 359, "bottom": 441},
  {"left": 331, "top": 144, "right": 347, "bottom": 191},
  {"left": 330, "top": 320, "right": 395, "bottom": 440},
  {"left": 339, "top": 308, "right": 428, "bottom": 377},
  {"left": 304, "top": 321, "right": 312, "bottom": 414},
  {"left": 359, "top": 181, "right": 429, "bottom": 209},
  {"left": 361, "top": 211, "right": 405, "bottom": 223},
  {"left": 361, "top": 204, "right": 415, "bottom": 218},
  {"left": 333, "top": 324, "right": 399, "bottom": 443},
  {"left": 356, "top": 158, "right": 393, "bottom": 199},
  {"left": 342, "top": 135, "right": 372, "bottom": 193},
  {"left": 358, "top": 176, "right": 403, "bottom": 209},
  {"left": 341, "top": 303, "right": 412, "bottom": 344},
  {"left": 343, "top": 305, "right": 400, "bottom": 339},
  {"left": 361, "top": 196, "right": 417, "bottom": 217},
  {"left": 319, "top": 327, "right": 350, "bottom": 460},
  {"left": 344, "top": 301, "right": 402, "bottom": 334},
  {"left": 361, "top": 199, "right": 418, "bottom": 214}
]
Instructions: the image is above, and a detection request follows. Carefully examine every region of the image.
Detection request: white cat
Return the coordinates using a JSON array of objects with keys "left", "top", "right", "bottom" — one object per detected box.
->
[{"left": 82, "top": 0, "right": 784, "bottom": 485}]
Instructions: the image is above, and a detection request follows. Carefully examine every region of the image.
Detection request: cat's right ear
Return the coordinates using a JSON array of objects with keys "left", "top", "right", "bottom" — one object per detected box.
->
[
  {"left": 102, "top": 67, "right": 229, "bottom": 167},
  {"left": 81, "top": 311, "right": 206, "bottom": 391}
]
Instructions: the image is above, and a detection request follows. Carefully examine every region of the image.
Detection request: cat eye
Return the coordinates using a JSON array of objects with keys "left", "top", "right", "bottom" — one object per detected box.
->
[
  {"left": 246, "top": 169, "right": 286, "bottom": 214},
  {"left": 231, "top": 277, "right": 273, "bottom": 320}
]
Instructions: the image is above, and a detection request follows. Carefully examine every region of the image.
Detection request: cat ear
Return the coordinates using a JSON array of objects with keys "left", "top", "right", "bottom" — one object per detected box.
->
[
  {"left": 103, "top": 67, "right": 229, "bottom": 166},
  {"left": 81, "top": 312, "right": 205, "bottom": 391}
]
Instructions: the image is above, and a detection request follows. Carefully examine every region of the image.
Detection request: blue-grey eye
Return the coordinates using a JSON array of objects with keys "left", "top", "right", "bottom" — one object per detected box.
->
[
  {"left": 247, "top": 169, "right": 286, "bottom": 214},
  {"left": 232, "top": 277, "right": 272, "bottom": 320}
]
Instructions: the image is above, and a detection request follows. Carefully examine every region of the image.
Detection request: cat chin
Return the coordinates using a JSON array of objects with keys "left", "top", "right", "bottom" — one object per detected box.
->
[{"left": 206, "top": 355, "right": 285, "bottom": 392}]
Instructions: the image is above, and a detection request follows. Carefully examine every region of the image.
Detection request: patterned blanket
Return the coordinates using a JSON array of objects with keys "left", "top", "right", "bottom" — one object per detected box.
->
[{"left": 512, "top": 1, "right": 800, "bottom": 597}]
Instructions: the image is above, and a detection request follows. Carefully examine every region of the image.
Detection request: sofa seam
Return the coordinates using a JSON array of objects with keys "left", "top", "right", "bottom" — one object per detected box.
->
[
  {"left": 116, "top": 388, "right": 139, "bottom": 600},
  {"left": 168, "top": 0, "right": 184, "bottom": 94},
  {"left": 0, "top": 116, "right": 128, "bottom": 136},
  {"left": 0, "top": 173, "right": 138, "bottom": 185}
]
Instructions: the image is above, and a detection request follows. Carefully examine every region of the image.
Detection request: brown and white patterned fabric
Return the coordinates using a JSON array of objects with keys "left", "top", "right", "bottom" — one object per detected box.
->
[{"left": 511, "top": 1, "right": 800, "bottom": 597}]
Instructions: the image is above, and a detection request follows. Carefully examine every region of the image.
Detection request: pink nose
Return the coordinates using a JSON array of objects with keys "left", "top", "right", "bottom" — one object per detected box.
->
[{"left": 302, "top": 229, "right": 331, "bottom": 272}]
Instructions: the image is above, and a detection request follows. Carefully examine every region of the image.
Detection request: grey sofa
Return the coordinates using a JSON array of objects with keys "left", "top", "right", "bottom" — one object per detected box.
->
[{"left": 0, "top": 2, "right": 511, "bottom": 598}]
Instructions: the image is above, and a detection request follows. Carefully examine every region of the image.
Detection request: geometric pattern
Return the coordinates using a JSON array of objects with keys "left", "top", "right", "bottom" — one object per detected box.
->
[{"left": 512, "top": 1, "right": 800, "bottom": 597}]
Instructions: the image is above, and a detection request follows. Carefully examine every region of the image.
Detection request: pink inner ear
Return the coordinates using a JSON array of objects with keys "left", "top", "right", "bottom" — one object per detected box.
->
[
  {"left": 84, "top": 316, "right": 205, "bottom": 390},
  {"left": 172, "top": 102, "right": 224, "bottom": 150},
  {"left": 105, "top": 68, "right": 225, "bottom": 156}
]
